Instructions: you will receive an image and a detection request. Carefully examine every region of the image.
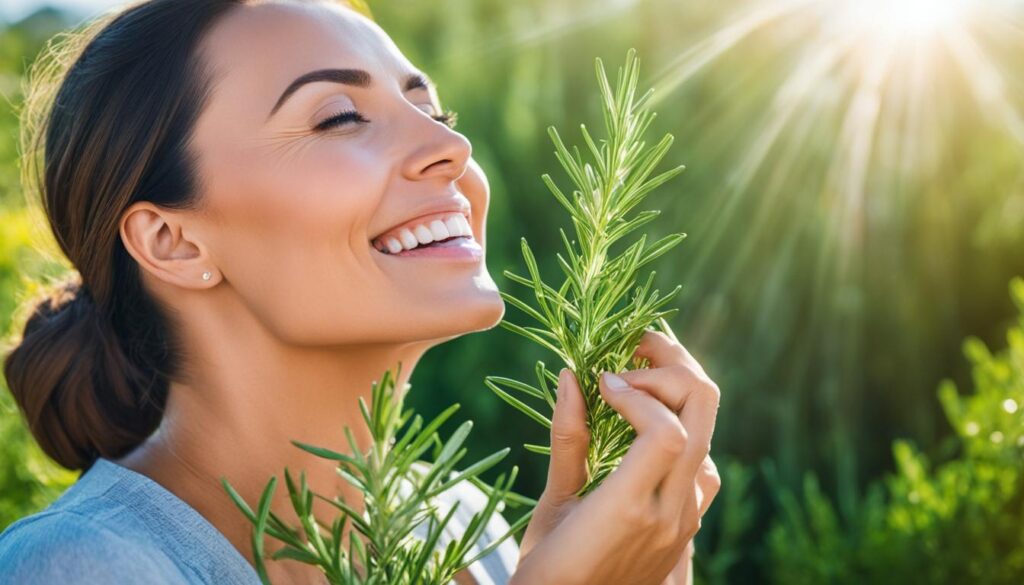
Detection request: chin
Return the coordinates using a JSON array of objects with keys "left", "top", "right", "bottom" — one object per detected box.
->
[
  {"left": 427, "top": 286, "right": 505, "bottom": 339},
  {"left": 476, "top": 289, "right": 506, "bottom": 331},
  {"left": 461, "top": 287, "right": 505, "bottom": 331}
]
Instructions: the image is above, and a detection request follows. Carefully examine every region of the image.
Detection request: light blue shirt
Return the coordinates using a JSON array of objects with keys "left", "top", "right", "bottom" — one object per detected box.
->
[{"left": 0, "top": 457, "right": 519, "bottom": 584}]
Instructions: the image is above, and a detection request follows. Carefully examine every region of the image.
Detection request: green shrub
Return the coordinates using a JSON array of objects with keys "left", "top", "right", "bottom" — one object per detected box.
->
[
  {"left": 0, "top": 206, "right": 77, "bottom": 530},
  {"left": 766, "top": 277, "right": 1024, "bottom": 584}
]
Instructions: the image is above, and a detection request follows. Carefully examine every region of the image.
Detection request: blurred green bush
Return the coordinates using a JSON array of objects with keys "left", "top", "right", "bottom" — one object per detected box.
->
[
  {"left": 0, "top": 207, "right": 76, "bottom": 529},
  {"left": 766, "top": 278, "right": 1024, "bottom": 584}
]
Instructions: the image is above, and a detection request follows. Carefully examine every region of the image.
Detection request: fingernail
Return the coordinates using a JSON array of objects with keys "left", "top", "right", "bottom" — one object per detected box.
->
[
  {"left": 557, "top": 368, "right": 568, "bottom": 401},
  {"left": 602, "top": 371, "right": 630, "bottom": 391}
]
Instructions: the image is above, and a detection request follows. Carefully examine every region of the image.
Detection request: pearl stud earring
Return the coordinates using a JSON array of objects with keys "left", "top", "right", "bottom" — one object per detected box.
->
[{"left": 202, "top": 271, "right": 212, "bottom": 281}]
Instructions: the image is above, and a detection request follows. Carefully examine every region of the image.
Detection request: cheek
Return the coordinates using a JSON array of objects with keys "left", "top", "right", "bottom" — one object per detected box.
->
[
  {"left": 205, "top": 144, "right": 394, "bottom": 341},
  {"left": 219, "top": 146, "right": 382, "bottom": 259},
  {"left": 241, "top": 143, "right": 382, "bottom": 228}
]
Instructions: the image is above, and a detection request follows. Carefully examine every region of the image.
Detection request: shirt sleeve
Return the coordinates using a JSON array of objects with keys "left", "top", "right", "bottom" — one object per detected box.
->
[
  {"left": 438, "top": 477, "right": 522, "bottom": 585},
  {"left": 404, "top": 461, "right": 522, "bottom": 585},
  {"left": 0, "top": 510, "right": 185, "bottom": 585}
]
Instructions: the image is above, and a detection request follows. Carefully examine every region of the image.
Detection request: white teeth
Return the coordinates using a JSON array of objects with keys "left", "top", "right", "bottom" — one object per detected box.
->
[
  {"left": 429, "top": 220, "right": 450, "bottom": 241},
  {"left": 385, "top": 237, "right": 403, "bottom": 254},
  {"left": 398, "top": 228, "right": 418, "bottom": 250},
  {"left": 375, "top": 213, "right": 474, "bottom": 254},
  {"left": 413, "top": 225, "right": 434, "bottom": 245},
  {"left": 444, "top": 216, "right": 463, "bottom": 237},
  {"left": 454, "top": 214, "right": 472, "bottom": 237}
]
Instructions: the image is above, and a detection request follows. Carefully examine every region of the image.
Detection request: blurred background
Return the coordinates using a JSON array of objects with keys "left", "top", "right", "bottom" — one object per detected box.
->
[{"left": 3, "top": 0, "right": 1024, "bottom": 582}]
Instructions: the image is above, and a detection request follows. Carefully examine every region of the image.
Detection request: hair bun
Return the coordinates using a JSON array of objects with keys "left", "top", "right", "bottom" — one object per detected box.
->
[
  {"left": 23, "top": 276, "right": 94, "bottom": 336},
  {"left": 5, "top": 273, "right": 163, "bottom": 470}
]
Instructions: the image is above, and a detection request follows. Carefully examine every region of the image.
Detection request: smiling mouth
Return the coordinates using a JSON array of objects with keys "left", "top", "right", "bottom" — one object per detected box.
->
[{"left": 370, "top": 211, "right": 475, "bottom": 255}]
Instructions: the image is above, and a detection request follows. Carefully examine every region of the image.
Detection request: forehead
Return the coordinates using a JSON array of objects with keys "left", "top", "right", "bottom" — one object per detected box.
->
[{"left": 199, "top": 2, "right": 414, "bottom": 101}]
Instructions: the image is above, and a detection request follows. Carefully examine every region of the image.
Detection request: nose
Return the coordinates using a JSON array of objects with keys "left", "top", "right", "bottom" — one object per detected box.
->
[{"left": 401, "top": 117, "right": 473, "bottom": 183}]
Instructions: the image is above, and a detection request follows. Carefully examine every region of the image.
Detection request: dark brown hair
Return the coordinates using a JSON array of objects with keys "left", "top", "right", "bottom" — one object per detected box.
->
[{"left": 1, "top": 0, "right": 254, "bottom": 473}]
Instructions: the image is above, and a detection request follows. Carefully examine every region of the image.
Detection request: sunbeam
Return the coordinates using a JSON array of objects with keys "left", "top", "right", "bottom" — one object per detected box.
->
[{"left": 639, "top": 0, "right": 1024, "bottom": 492}]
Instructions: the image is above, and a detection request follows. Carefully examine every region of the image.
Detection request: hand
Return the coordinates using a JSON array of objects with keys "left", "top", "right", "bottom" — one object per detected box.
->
[
  {"left": 661, "top": 456, "right": 721, "bottom": 585},
  {"left": 510, "top": 329, "right": 722, "bottom": 585},
  {"left": 610, "top": 331, "right": 724, "bottom": 585}
]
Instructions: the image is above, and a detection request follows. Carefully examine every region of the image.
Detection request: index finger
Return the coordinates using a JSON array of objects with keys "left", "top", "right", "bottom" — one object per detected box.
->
[{"left": 633, "top": 327, "right": 707, "bottom": 378}]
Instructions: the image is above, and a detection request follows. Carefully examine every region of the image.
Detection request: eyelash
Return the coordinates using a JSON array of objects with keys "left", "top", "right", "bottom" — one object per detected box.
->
[{"left": 314, "top": 108, "right": 458, "bottom": 131}]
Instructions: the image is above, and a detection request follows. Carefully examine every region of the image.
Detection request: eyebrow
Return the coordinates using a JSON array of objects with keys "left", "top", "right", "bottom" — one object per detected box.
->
[{"left": 267, "top": 68, "right": 434, "bottom": 119}]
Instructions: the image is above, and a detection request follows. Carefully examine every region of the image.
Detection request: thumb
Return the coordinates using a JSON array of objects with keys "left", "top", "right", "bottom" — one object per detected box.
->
[{"left": 546, "top": 367, "right": 590, "bottom": 500}]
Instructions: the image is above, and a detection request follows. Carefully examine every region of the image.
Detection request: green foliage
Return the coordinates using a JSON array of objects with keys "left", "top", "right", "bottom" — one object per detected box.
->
[
  {"left": 0, "top": 11, "right": 82, "bottom": 532},
  {"left": 223, "top": 364, "right": 531, "bottom": 585},
  {"left": 766, "top": 277, "right": 1024, "bottom": 584},
  {"left": 485, "top": 48, "right": 686, "bottom": 495},
  {"left": 0, "top": 206, "right": 76, "bottom": 531}
]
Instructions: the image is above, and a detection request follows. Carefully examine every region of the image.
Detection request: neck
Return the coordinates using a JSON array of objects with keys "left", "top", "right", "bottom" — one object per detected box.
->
[{"left": 114, "top": 292, "right": 433, "bottom": 583}]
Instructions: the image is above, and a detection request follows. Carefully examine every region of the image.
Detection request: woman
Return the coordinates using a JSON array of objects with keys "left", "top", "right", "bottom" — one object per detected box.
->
[{"left": 0, "top": 1, "right": 722, "bottom": 583}]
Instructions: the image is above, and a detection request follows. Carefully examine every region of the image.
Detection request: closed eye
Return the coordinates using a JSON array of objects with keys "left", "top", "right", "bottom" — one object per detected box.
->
[
  {"left": 315, "top": 108, "right": 458, "bottom": 132},
  {"left": 314, "top": 109, "right": 368, "bottom": 131}
]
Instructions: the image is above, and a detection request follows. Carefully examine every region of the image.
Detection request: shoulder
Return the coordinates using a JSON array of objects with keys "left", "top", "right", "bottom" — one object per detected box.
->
[{"left": 0, "top": 508, "right": 184, "bottom": 585}]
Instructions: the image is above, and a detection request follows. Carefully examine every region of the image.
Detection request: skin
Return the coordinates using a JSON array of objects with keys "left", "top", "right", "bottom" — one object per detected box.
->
[{"left": 111, "top": 2, "right": 721, "bottom": 584}]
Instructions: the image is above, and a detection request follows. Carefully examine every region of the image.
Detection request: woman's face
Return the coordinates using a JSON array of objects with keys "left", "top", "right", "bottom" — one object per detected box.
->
[{"left": 187, "top": 1, "right": 504, "bottom": 346}]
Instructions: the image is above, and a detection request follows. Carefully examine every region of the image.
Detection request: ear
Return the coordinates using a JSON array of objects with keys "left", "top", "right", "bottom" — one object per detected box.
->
[{"left": 119, "top": 201, "right": 220, "bottom": 288}]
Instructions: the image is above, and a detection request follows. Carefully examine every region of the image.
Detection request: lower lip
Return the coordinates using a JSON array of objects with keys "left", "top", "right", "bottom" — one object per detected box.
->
[{"left": 375, "top": 236, "right": 483, "bottom": 261}]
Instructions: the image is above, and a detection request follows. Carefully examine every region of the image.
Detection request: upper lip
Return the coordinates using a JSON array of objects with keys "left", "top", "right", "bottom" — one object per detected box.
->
[{"left": 370, "top": 196, "right": 473, "bottom": 242}]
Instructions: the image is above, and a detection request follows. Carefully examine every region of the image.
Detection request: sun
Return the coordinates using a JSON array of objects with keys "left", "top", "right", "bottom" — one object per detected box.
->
[{"left": 848, "top": 0, "right": 969, "bottom": 40}]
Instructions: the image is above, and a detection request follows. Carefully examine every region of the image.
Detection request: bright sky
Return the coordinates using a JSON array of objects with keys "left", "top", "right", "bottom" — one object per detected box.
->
[{"left": 1, "top": 0, "right": 123, "bottom": 23}]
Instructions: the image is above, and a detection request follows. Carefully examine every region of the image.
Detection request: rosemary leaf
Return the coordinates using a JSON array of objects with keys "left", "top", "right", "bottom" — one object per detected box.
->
[{"left": 487, "top": 48, "right": 687, "bottom": 496}]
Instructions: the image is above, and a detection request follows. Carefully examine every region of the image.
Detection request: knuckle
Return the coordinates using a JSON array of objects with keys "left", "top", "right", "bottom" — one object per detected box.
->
[
  {"left": 550, "top": 426, "right": 588, "bottom": 451},
  {"left": 639, "top": 329, "right": 662, "bottom": 348},
  {"left": 667, "top": 337, "right": 689, "bottom": 359},
  {"left": 652, "top": 520, "right": 679, "bottom": 549},
  {"left": 651, "top": 330, "right": 673, "bottom": 345},
  {"left": 700, "top": 473, "right": 722, "bottom": 505},
  {"left": 639, "top": 330, "right": 682, "bottom": 355},
  {"left": 653, "top": 422, "right": 687, "bottom": 455},
  {"left": 623, "top": 502, "right": 658, "bottom": 530},
  {"left": 698, "top": 378, "right": 721, "bottom": 402}
]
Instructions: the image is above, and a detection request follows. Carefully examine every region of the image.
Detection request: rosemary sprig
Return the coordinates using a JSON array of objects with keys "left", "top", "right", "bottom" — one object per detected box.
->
[
  {"left": 223, "top": 362, "right": 531, "bottom": 585},
  {"left": 486, "top": 48, "right": 687, "bottom": 495}
]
